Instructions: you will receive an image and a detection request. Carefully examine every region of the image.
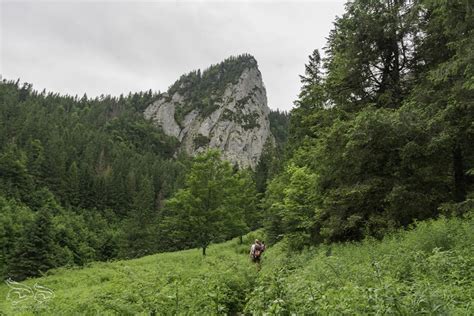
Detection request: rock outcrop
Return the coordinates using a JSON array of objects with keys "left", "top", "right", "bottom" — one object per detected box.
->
[{"left": 144, "top": 54, "right": 272, "bottom": 169}]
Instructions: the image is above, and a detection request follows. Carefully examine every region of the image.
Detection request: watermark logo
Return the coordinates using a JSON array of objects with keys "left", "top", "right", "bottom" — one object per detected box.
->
[{"left": 5, "top": 278, "right": 54, "bottom": 306}]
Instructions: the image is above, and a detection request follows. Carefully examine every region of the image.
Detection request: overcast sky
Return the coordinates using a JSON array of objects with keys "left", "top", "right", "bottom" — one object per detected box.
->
[{"left": 1, "top": 0, "right": 345, "bottom": 111}]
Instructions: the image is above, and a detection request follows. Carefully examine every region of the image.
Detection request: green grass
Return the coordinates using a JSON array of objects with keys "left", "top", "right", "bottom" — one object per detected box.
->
[
  {"left": 0, "top": 231, "right": 262, "bottom": 315},
  {"left": 246, "top": 215, "right": 474, "bottom": 315},
  {"left": 1, "top": 216, "right": 473, "bottom": 315}
]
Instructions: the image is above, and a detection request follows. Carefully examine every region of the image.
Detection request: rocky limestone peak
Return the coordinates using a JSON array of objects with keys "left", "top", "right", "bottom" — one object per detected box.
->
[{"left": 144, "top": 54, "right": 272, "bottom": 169}]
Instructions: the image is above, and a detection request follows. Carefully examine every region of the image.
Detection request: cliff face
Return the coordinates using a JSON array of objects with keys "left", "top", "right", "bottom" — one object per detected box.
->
[{"left": 144, "top": 55, "right": 272, "bottom": 169}]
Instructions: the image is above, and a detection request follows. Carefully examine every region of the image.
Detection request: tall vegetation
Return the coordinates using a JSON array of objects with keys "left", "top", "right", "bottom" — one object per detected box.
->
[
  {"left": 0, "top": 54, "right": 265, "bottom": 279},
  {"left": 0, "top": 215, "right": 472, "bottom": 314},
  {"left": 160, "top": 150, "right": 258, "bottom": 255},
  {"left": 0, "top": 81, "right": 188, "bottom": 279},
  {"left": 1, "top": 0, "right": 472, "bottom": 292},
  {"left": 255, "top": 109, "right": 289, "bottom": 193},
  {"left": 265, "top": 0, "right": 473, "bottom": 246}
]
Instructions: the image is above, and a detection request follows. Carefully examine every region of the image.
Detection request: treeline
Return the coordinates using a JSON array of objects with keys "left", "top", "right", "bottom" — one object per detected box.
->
[
  {"left": 0, "top": 63, "right": 285, "bottom": 280},
  {"left": 2, "top": 0, "right": 472, "bottom": 281},
  {"left": 255, "top": 109, "right": 290, "bottom": 193},
  {"left": 264, "top": 0, "right": 473, "bottom": 247},
  {"left": 0, "top": 81, "right": 189, "bottom": 279}
]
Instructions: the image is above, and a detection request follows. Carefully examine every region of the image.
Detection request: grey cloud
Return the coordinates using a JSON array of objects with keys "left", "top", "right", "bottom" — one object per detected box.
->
[{"left": 1, "top": 0, "right": 345, "bottom": 111}]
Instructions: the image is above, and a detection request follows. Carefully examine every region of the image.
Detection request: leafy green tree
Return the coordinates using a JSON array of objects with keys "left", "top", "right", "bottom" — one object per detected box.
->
[
  {"left": 255, "top": 140, "right": 277, "bottom": 193},
  {"left": 289, "top": 49, "right": 328, "bottom": 153},
  {"left": 163, "top": 150, "right": 243, "bottom": 255},
  {"left": 25, "top": 138, "right": 45, "bottom": 181},
  {"left": 66, "top": 161, "right": 80, "bottom": 206},
  {"left": 224, "top": 169, "right": 259, "bottom": 244},
  {"left": 263, "top": 172, "right": 289, "bottom": 245},
  {"left": 281, "top": 165, "right": 319, "bottom": 248},
  {"left": 237, "top": 169, "right": 260, "bottom": 231},
  {"left": 0, "top": 144, "right": 32, "bottom": 200},
  {"left": 120, "top": 175, "right": 157, "bottom": 258},
  {"left": 268, "top": 109, "right": 290, "bottom": 151}
]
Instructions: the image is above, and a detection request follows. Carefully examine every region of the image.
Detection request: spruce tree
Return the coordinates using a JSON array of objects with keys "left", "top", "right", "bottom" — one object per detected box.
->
[
  {"left": 299, "top": 49, "right": 323, "bottom": 99},
  {"left": 9, "top": 208, "right": 55, "bottom": 280}
]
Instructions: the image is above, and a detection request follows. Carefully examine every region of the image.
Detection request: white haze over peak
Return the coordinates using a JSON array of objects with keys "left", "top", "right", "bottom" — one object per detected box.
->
[{"left": 0, "top": 0, "right": 345, "bottom": 111}]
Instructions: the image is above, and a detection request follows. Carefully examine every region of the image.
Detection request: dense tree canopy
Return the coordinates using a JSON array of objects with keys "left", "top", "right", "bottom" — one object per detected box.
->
[
  {"left": 1, "top": 0, "right": 472, "bottom": 281},
  {"left": 160, "top": 150, "right": 258, "bottom": 255},
  {"left": 265, "top": 0, "right": 473, "bottom": 247},
  {"left": 0, "top": 80, "right": 189, "bottom": 279},
  {"left": 0, "top": 59, "right": 264, "bottom": 278}
]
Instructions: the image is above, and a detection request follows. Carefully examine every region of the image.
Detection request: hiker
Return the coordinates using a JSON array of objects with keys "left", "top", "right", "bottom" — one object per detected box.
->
[{"left": 250, "top": 239, "right": 264, "bottom": 263}]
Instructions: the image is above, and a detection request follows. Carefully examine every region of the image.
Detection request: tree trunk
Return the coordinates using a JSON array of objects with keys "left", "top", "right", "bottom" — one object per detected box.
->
[
  {"left": 202, "top": 246, "right": 206, "bottom": 256},
  {"left": 239, "top": 235, "right": 243, "bottom": 245}
]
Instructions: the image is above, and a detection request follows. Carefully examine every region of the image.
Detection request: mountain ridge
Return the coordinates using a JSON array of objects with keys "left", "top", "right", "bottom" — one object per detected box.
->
[{"left": 144, "top": 54, "right": 273, "bottom": 169}]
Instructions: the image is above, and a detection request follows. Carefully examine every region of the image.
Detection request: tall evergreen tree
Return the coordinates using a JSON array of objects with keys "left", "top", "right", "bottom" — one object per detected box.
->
[
  {"left": 299, "top": 49, "right": 323, "bottom": 100},
  {"left": 9, "top": 208, "right": 55, "bottom": 280},
  {"left": 264, "top": 0, "right": 473, "bottom": 245},
  {"left": 411, "top": 0, "right": 474, "bottom": 203},
  {"left": 325, "top": 0, "right": 420, "bottom": 110}
]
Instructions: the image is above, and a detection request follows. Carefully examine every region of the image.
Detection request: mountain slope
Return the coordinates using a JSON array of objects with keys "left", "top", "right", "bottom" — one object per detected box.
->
[
  {"left": 144, "top": 54, "right": 272, "bottom": 169},
  {"left": 0, "top": 81, "right": 190, "bottom": 280},
  {"left": 1, "top": 215, "right": 472, "bottom": 315}
]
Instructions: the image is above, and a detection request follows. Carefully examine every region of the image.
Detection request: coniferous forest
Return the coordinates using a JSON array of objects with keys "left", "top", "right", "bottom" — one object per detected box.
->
[
  {"left": 0, "top": 85, "right": 186, "bottom": 279},
  {"left": 0, "top": 0, "right": 473, "bottom": 314},
  {"left": 267, "top": 0, "right": 473, "bottom": 247},
  {"left": 0, "top": 78, "right": 288, "bottom": 280}
]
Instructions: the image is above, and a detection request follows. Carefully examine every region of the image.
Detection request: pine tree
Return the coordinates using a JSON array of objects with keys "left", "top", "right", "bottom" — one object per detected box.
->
[
  {"left": 66, "top": 161, "right": 80, "bottom": 206},
  {"left": 9, "top": 208, "right": 55, "bottom": 280},
  {"left": 120, "top": 175, "right": 156, "bottom": 257},
  {"left": 299, "top": 49, "right": 323, "bottom": 99},
  {"left": 0, "top": 143, "right": 32, "bottom": 200},
  {"left": 325, "top": 0, "right": 419, "bottom": 110}
]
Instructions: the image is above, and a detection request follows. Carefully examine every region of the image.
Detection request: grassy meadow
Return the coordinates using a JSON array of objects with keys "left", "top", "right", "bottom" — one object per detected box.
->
[{"left": 1, "top": 215, "right": 473, "bottom": 315}]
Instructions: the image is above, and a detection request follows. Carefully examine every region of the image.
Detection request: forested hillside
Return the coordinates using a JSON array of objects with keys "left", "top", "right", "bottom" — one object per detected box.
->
[
  {"left": 0, "top": 0, "right": 473, "bottom": 313},
  {"left": 255, "top": 109, "right": 290, "bottom": 193},
  {"left": 0, "top": 56, "right": 283, "bottom": 281},
  {"left": 0, "top": 82, "right": 190, "bottom": 279}
]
